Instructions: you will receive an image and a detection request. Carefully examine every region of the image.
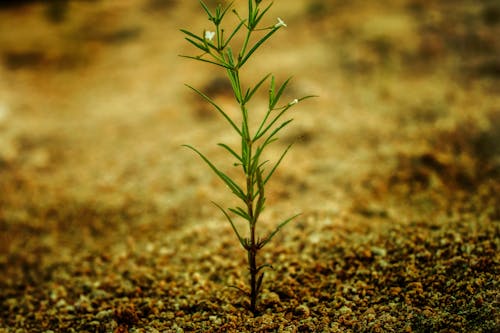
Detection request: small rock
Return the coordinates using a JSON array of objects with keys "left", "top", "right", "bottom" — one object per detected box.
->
[
  {"left": 96, "top": 309, "right": 113, "bottom": 320},
  {"left": 64, "top": 305, "right": 75, "bottom": 313},
  {"left": 339, "top": 305, "right": 352, "bottom": 315},
  {"left": 294, "top": 304, "right": 310, "bottom": 318},
  {"left": 55, "top": 299, "right": 67, "bottom": 308},
  {"left": 261, "top": 292, "right": 281, "bottom": 306},
  {"left": 371, "top": 246, "right": 387, "bottom": 257}
]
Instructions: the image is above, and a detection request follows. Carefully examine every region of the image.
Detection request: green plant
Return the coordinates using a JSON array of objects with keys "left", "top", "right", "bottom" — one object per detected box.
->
[{"left": 181, "top": 0, "right": 315, "bottom": 315}]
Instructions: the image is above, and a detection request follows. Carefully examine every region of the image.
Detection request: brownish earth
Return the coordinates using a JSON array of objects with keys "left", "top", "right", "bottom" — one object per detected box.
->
[{"left": 0, "top": 0, "right": 499, "bottom": 332}]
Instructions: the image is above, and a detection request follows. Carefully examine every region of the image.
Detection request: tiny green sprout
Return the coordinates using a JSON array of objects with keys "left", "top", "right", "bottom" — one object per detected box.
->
[{"left": 180, "top": 0, "right": 316, "bottom": 315}]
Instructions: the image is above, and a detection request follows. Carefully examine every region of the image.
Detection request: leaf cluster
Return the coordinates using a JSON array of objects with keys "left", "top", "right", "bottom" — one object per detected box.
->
[{"left": 180, "top": 0, "right": 282, "bottom": 71}]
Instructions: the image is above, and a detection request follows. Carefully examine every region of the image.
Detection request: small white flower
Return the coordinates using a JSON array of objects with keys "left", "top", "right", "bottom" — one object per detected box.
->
[
  {"left": 289, "top": 99, "right": 298, "bottom": 106},
  {"left": 275, "top": 17, "right": 287, "bottom": 28},
  {"left": 204, "top": 30, "right": 215, "bottom": 41}
]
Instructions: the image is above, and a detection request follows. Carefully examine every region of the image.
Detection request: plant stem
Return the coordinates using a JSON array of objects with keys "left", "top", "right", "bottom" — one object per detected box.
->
[
  {"left": 248, "top": 234, "right": 258, "bottom": 315},
  {"left": 246, "top": 173, "right": 259, "bottom": 315},
  {"left": 241, "top": 84, "right": 260, "bottom": 315}
]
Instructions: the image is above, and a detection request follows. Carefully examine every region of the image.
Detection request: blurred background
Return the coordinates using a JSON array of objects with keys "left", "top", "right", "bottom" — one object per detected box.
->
[{"left": 0, "top": 0, "right": 499, "bottom": 273}]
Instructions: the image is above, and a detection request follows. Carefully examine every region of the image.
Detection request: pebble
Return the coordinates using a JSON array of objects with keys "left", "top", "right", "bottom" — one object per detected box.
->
[
  {"left": 339, "top": 306, "right": 352, "bottom": 315},
  {"left": 370, "top": 246, "right": 387, "bottom": 257},
  {"left": 96, "top": 309, "right": 113, "bottom": 320},
  {"left": 295, "top": 304, "right": 310, "bottom": 317},
  {"left": 262, "top": 292, "right": 281, "bottom": 306}
]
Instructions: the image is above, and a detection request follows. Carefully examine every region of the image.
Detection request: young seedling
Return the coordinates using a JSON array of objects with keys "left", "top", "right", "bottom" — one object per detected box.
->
[{"left": 181, "top": 0, "right": 315, "bottom": 315}]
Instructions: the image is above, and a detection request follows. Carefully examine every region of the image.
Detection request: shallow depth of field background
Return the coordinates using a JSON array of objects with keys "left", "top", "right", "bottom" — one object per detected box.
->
[{"left": 0, "top": 0, "right": 498, "bottom": 331}]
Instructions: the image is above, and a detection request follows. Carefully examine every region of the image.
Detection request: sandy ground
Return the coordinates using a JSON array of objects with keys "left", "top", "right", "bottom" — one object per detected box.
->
[{"left": 0, "top": 0, "right": 499, "bottom": 332}]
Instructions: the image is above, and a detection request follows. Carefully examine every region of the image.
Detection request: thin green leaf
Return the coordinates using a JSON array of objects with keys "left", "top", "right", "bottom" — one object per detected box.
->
[
  {"left": 270, "top": 77, "right": 292, "bottom": 109},
  {"left": 263, "top": 142, "right": 293, "bottom": 186},
  {"left": 218, "top": 143, "right": 242, "bottom": 163},
  {"left": 217, "top": 1, "right": 234, "bottom": 22},
  {"left": 199, "top": 0, "right": 214, "bottom": 20},
  {"left": 258, "top": 159, "right": 269, "bottom": 169},
  {"left": 183, "top": 145, "right": 246, "bottom": 200},
  {"left": 229, "top": 207, "right": 250, "bottom": 221},
  {"left": 269, "top": 75, "right": 275, "bottom": 104},
  {"left": 244, "top": 73, "right": 271, "bottom": 104},
  {"left": 254, "top": 196, "right": 265, "bottom": 221},
  {"left": 253, "top": 168, "right": 266, "bottom": 219},
  {"left": 213, "top": 201, "right": 246, "bottom": 247},
  {"left": 241, "top": 135, "right": 249, "bottom": 173},
  {"left": 185, "top": 84, "right": 241, "bottom": 135},
  {"left": 252, "top": 2, "right": 273, "bottom": 28},
  {"left": 239, "top": 27, "right": 279, "bottom": 67},
  {"left": 248, "top": 0, "right": 253, "bottom": 25},
  {"left": 226, "top": 66, "right": 242, "bottom": 102},
  {"left": 257, "top": 94, "right": 318, "bottom": 140},
  {"left": 254, "top": 105, "right": 293, "bottom": 141},
  {"left": 274, "top": 94, "right": 320, "bottom": 109},
  {"left": 259, "top": 119, "right": 293, "bottom": 156},
  {"left": 256, "top": 263, "right": 273, "bottom": 273},
  {"left": 255, "top": 272, "right": 265, "bottom": 295},
  {"left": 256, "top": 94, "right": 318, "bottom": 140},
  {"left": 254, "top": 109, "right": 272, "bottom": 140},
  {"left": 180, "top": 29, "right": 204, "bottom": 42},
  {"left": 229, "top": 284, "right": 249, "bottom": 297},
  {"left": 184, "top": 37, "right": 209, "bottom": 53},
  {"left": 244, "top": 87, "right": 251, "bottom": 102},
  {"left": 251, "top": 164, "right": 268, "bottom": 201},
  {"left": 260, "top": 213, "right": 301, "bottom": 248},
  {"left": 238, "top": 27, "right": 252, "bottom": 61},
  {"left": 297, "top": 95, "right": 319, "bottom": 102},
  {"left": 180, "top": 30, "right": 218, "bottom": 53},
  {"left": 265, "top": 118, "right": 293, "bottom": 144},
  {"left": 179, "top": 55, "right": 231, "bottom": 69},
  {"left": 250, "top": 137, "right": 276, "bottom": 175},
  {"left": 252, "top": 120, "right": 294, "bottom": 199},
  {"left": 223, "top": 19, "right": 246, "bottom": 49},
  {"left": 225, "top": 47, "right": 236, "bottom": 67}
]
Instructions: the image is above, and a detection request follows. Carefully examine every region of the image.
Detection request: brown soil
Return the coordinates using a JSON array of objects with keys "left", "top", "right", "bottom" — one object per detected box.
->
[{"left": 0, "top": 0, "right": 499, "bottom": 332}]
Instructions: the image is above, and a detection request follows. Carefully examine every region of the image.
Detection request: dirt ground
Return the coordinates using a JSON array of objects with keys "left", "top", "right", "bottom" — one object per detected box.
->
[{"left": 0, "top": 0, "right": 499, "bottom": 332}]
